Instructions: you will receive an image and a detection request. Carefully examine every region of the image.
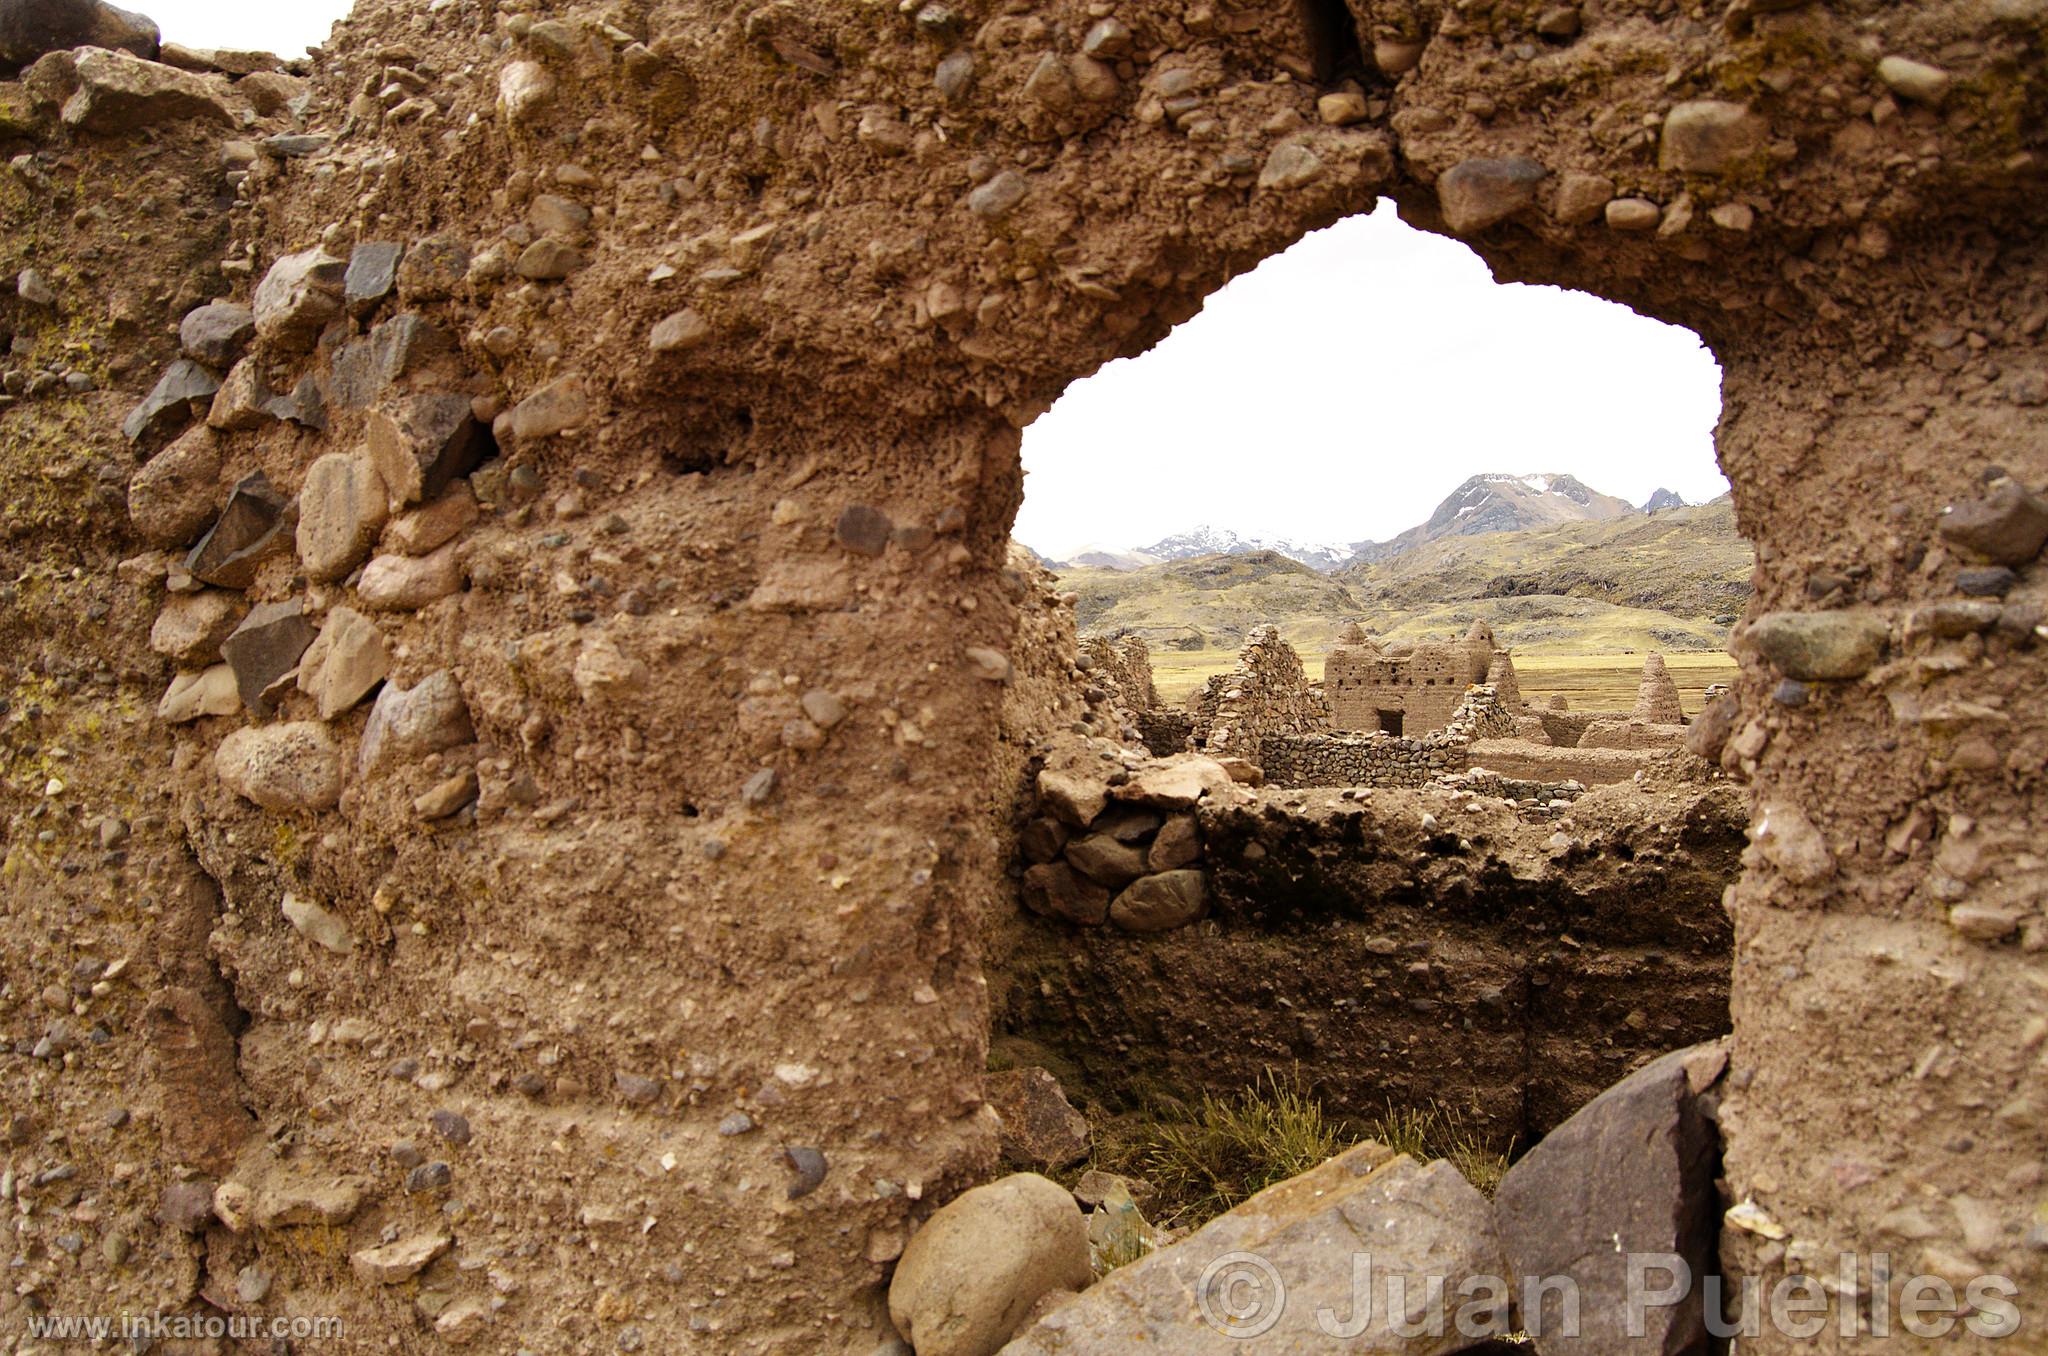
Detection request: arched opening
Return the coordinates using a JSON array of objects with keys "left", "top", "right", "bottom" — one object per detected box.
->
[{"left": 992, "top": 201, "right": 1752, "bottom": 1235}]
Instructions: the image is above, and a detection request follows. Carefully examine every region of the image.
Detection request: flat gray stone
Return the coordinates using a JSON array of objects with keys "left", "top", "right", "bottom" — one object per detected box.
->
[
  {"left": 1495, "top": 1043, "right": 1725, "bottom": 1353},
  {"left": 343, "top": 241, "right": 403, "bottom": 316},
  {"left": 178, "top": 302, "right": 255, "bottom": 367},
  {"left": 219, "top": 599, "right": 316, "bottom": 715},
  {"left": 185, "top": 472, "right": 287, "bottom": 590},
  {"left": 122, "top": 359, "right": 219, "bottom": 444}
]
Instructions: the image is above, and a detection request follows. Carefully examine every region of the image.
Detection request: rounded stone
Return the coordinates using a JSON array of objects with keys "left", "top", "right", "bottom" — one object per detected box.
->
[{"left": 887, "top": 1173, "right": 1089, "bottom": 1356}]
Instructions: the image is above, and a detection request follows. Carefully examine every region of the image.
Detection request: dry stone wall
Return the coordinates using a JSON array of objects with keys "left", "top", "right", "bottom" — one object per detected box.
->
[
  {"left": 1188, "top": 623, "right": 1325, "bottom": 756},
  {"left": 1259, "top": 684, "right": 1518, "bottom": 787},
  {"left": 0, "top": 0, "right": 2044, "bottom": 1348}
]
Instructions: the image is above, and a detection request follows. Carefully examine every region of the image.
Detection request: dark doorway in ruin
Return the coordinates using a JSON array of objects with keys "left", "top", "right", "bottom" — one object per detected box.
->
[{"left": 1376, "top": 709, "right": 1403, "bottom": 736}]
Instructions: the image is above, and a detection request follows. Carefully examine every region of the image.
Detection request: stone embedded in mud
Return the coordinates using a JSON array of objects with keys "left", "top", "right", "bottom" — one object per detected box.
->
[
  {"left": 507, "top": 373, "right": 589, "bottom": 440},
  {"left": 1146, "top": 813, "right": 1200, "bottom": 871},
  {"left": 186, "top": 472, "right": 288, "bottom": 590},
  {"left": 343, "top": 241, "right": 403, "bottom": 316},
  {"left": 1036, "top": 768, "right": 1108, "bottom": 827},
  {"left": 836, "top": 504, "right": 893, "bottom": 555},
  {"left": 128, "top": 425, "right": 226, "bottom": 546},
  {"left": 1750, "top": 800, "right": 1834, "bottom": 884},
  {"left": 1437, "top": 156, "right": 1547, "bottom": 234},
  {"left": 330, "top": 313, "right": 451, "bottom": 410},
  {"left": 60, "top": 49, "right": 233, "bottom": 133},
  {"left": 368, "top": 393, "right": 490, "bottom": 508},
  {"left": 359, "top": 670, "right": 473, "bottom": 776},
  {"left": 1878, "top": 55, "right": 1951, "bottom": 105},
  {"left": 220, "top": 599, "right": 316, "bottom": 715},
  {"left": 1019, "top": 816, "right": 1068, "bottom": 864},
  {"left": 281, "top": 891, "right": 352, "bottom": 954},
  {"left": 0, "top": 0, "right": 158, "bottom": 67},
  {"left": 890, "top": 1173, "right": 1089, "bottom": 1356},
  {"left": 383, "top": 481, "right": 478, "bottom": 556},
  {"left": 296, "top": 452, "right": 390, "bottom": 582},
  {"left": 357, "top": 544, "right": 463, "bottom": 611},
  {"left": 149, "top": 589, "right": 239, "bottom": 664},
  {"left": 414, "top": 769, "right": 478, "bottom": 820},
  {"left": 215, "top": 722, "right": 343, "bottom": 813},
  {"left": 265, "top": 372, "right": 327, "bottom": 432},
  {"left": 1107, "top": 869, "right": 1206, "bottom": 932},
  {"left": 1021, "top": 861, "right": 1109, "bottom": 926},
  {"left": 1748, "top": 610, "right": 1888, "bottom": 681},
  {"left": 649, "top": 307, "right": 711, "bottom": 352},
  {"left": 251, "top": 249, "right": 344, "bottom": 352},
  {"left": 498, "top": 57, "right": 553, "bottom": 124},
  {"left": 987, "top": 1067, "right": 1091, "bottom": 1170},
  {"left": 177, "top": 301, "right": 254, "bottom": 367},
  {"left": 1257, "top": 142, "right": 1323, "bottom": 191},
  {"left": 1605, "top": 196, "right": 1661, "bottom": 231},
  {"left": 968, "top": 169, "right": 1029, "bottom": 220},
  {"left": 351, "top": 1231, "right": 450, "bottom": 1284},
  {"left": 207, "top": 356, "right": 277, "bottom": 432},
  {"left": 1659, "top": 99, "right": 1766, "bottom": 175},
  {"left": 155, "top": 1179, "right": 215, "bottom": 1234},
  {"left": 1006, "top": 1146, "right": 1502, "bottom": 1354},
  {"left": 514, "top": 236, "right": 587, "bottom": 280},
  {"left": 397, "top": 234, "right": 471, "bottom": 302},
  {"left": 157, "top": 664, "right": 240, "bottom": 723},
  {"left": 614, "top": 1072, "right": 662, "bottom": 1105},
  {"left": 573, "top": 634, "right": 649, "bottom": 702},
  {"left": 1064, "top": 833, "right": 1147, "bottom": 889},
  {"left": 297, "top": 605, "right": 389, "bottom": 720},
  {"left": 1495, "top": 1043, "right": 1724, "bottom": 1355},
  {"left": 1550, "top": 170, "right": 1614, "bottom": 225},
  {"left": 1937, "top": 479, "right": 2048, "bottom": 565},
  {"left": 1115, "top": 756, "right": 1233, "bottom": 810},
  {"left": 1685, "top": 691, "right": 1740, "bottom": 761},
  {"left": 964, "top": 646, "right": 1012, "bottom": 682},
  {"left": 122, "top": 359, "right": 220, "bottom": 444},
  {"left": 1956, "top": 565, "right": 2017, "bottom": 597}
]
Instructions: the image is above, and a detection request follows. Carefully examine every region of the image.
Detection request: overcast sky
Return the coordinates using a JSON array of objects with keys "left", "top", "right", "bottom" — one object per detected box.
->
[
  {"left": 1017, "top": 203, "right": 1726, "bottom": 558},
  {"left": 147, "top": 5, "right": 1725, "bottom": 560},
  {"left": 143, "top": 0, "right": 344, "bottom": 57}
]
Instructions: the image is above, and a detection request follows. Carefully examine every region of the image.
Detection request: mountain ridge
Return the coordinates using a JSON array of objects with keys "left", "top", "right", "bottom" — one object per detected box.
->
[{"left": 1032, "top": 471, "right": 1687, "bottom": 573}]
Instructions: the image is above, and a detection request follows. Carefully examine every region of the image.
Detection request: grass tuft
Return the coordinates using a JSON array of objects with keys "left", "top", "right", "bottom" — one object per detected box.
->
[{"left": 1084, "top": 1074, "right": 1513, "bottom": 1234}]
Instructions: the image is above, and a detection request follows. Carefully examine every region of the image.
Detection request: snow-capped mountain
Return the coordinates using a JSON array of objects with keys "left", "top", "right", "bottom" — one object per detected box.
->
[
  {"left": 1642, "top": 487, "right": 1688, "bottom": 513},
  {"left": 1137, "top": 526, "right": 1361, "bottom": 573},
  {"left": 1346, "top": 473, "right": 1637, "bottom": 564}
]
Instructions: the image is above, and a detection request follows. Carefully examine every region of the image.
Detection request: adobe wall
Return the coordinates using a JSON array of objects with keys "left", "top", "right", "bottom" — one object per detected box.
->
[
  {"left": 1, "top": 0, "right": 2043, "bottom": 1349},
  {"left": 1324, "top": 632, "right": 1494, "bottom": 734}
]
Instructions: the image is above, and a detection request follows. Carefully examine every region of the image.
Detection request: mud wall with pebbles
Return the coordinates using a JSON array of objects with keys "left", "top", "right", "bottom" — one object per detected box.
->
[{"left": 1, "top": 0, "right": 2046, "bottom": 1349}]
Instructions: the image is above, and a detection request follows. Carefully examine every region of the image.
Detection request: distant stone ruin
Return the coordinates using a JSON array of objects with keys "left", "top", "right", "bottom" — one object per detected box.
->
[
  {"left": 1325, "top": 620, "right": 1503, "bottom": 736},
  {"left": 1104, "top": 623, "right": 1698, "bottom": 797}
]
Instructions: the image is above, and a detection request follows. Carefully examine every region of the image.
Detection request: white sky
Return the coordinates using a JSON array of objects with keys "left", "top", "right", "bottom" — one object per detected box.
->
[
  {"left": 1017, "top": 202, "right": 1726, "bottom": 558},
  {"left": 141, "top": 6, "right": 1724, "bottom": 558},
  {"left": 141, "top": 0, "right": 348, "bottom": 58}
]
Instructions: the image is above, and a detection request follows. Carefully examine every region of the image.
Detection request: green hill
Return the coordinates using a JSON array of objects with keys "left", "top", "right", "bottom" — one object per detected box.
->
[
  {"left": 1062, "top": 550, "right": 1365, "bottom": 653},
  {"left": 1337, "top": 499, "right": 1752, "bottom": 623},
  {"left": 1051, "top": 500, "right": 1754, "bottom": 662}
]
